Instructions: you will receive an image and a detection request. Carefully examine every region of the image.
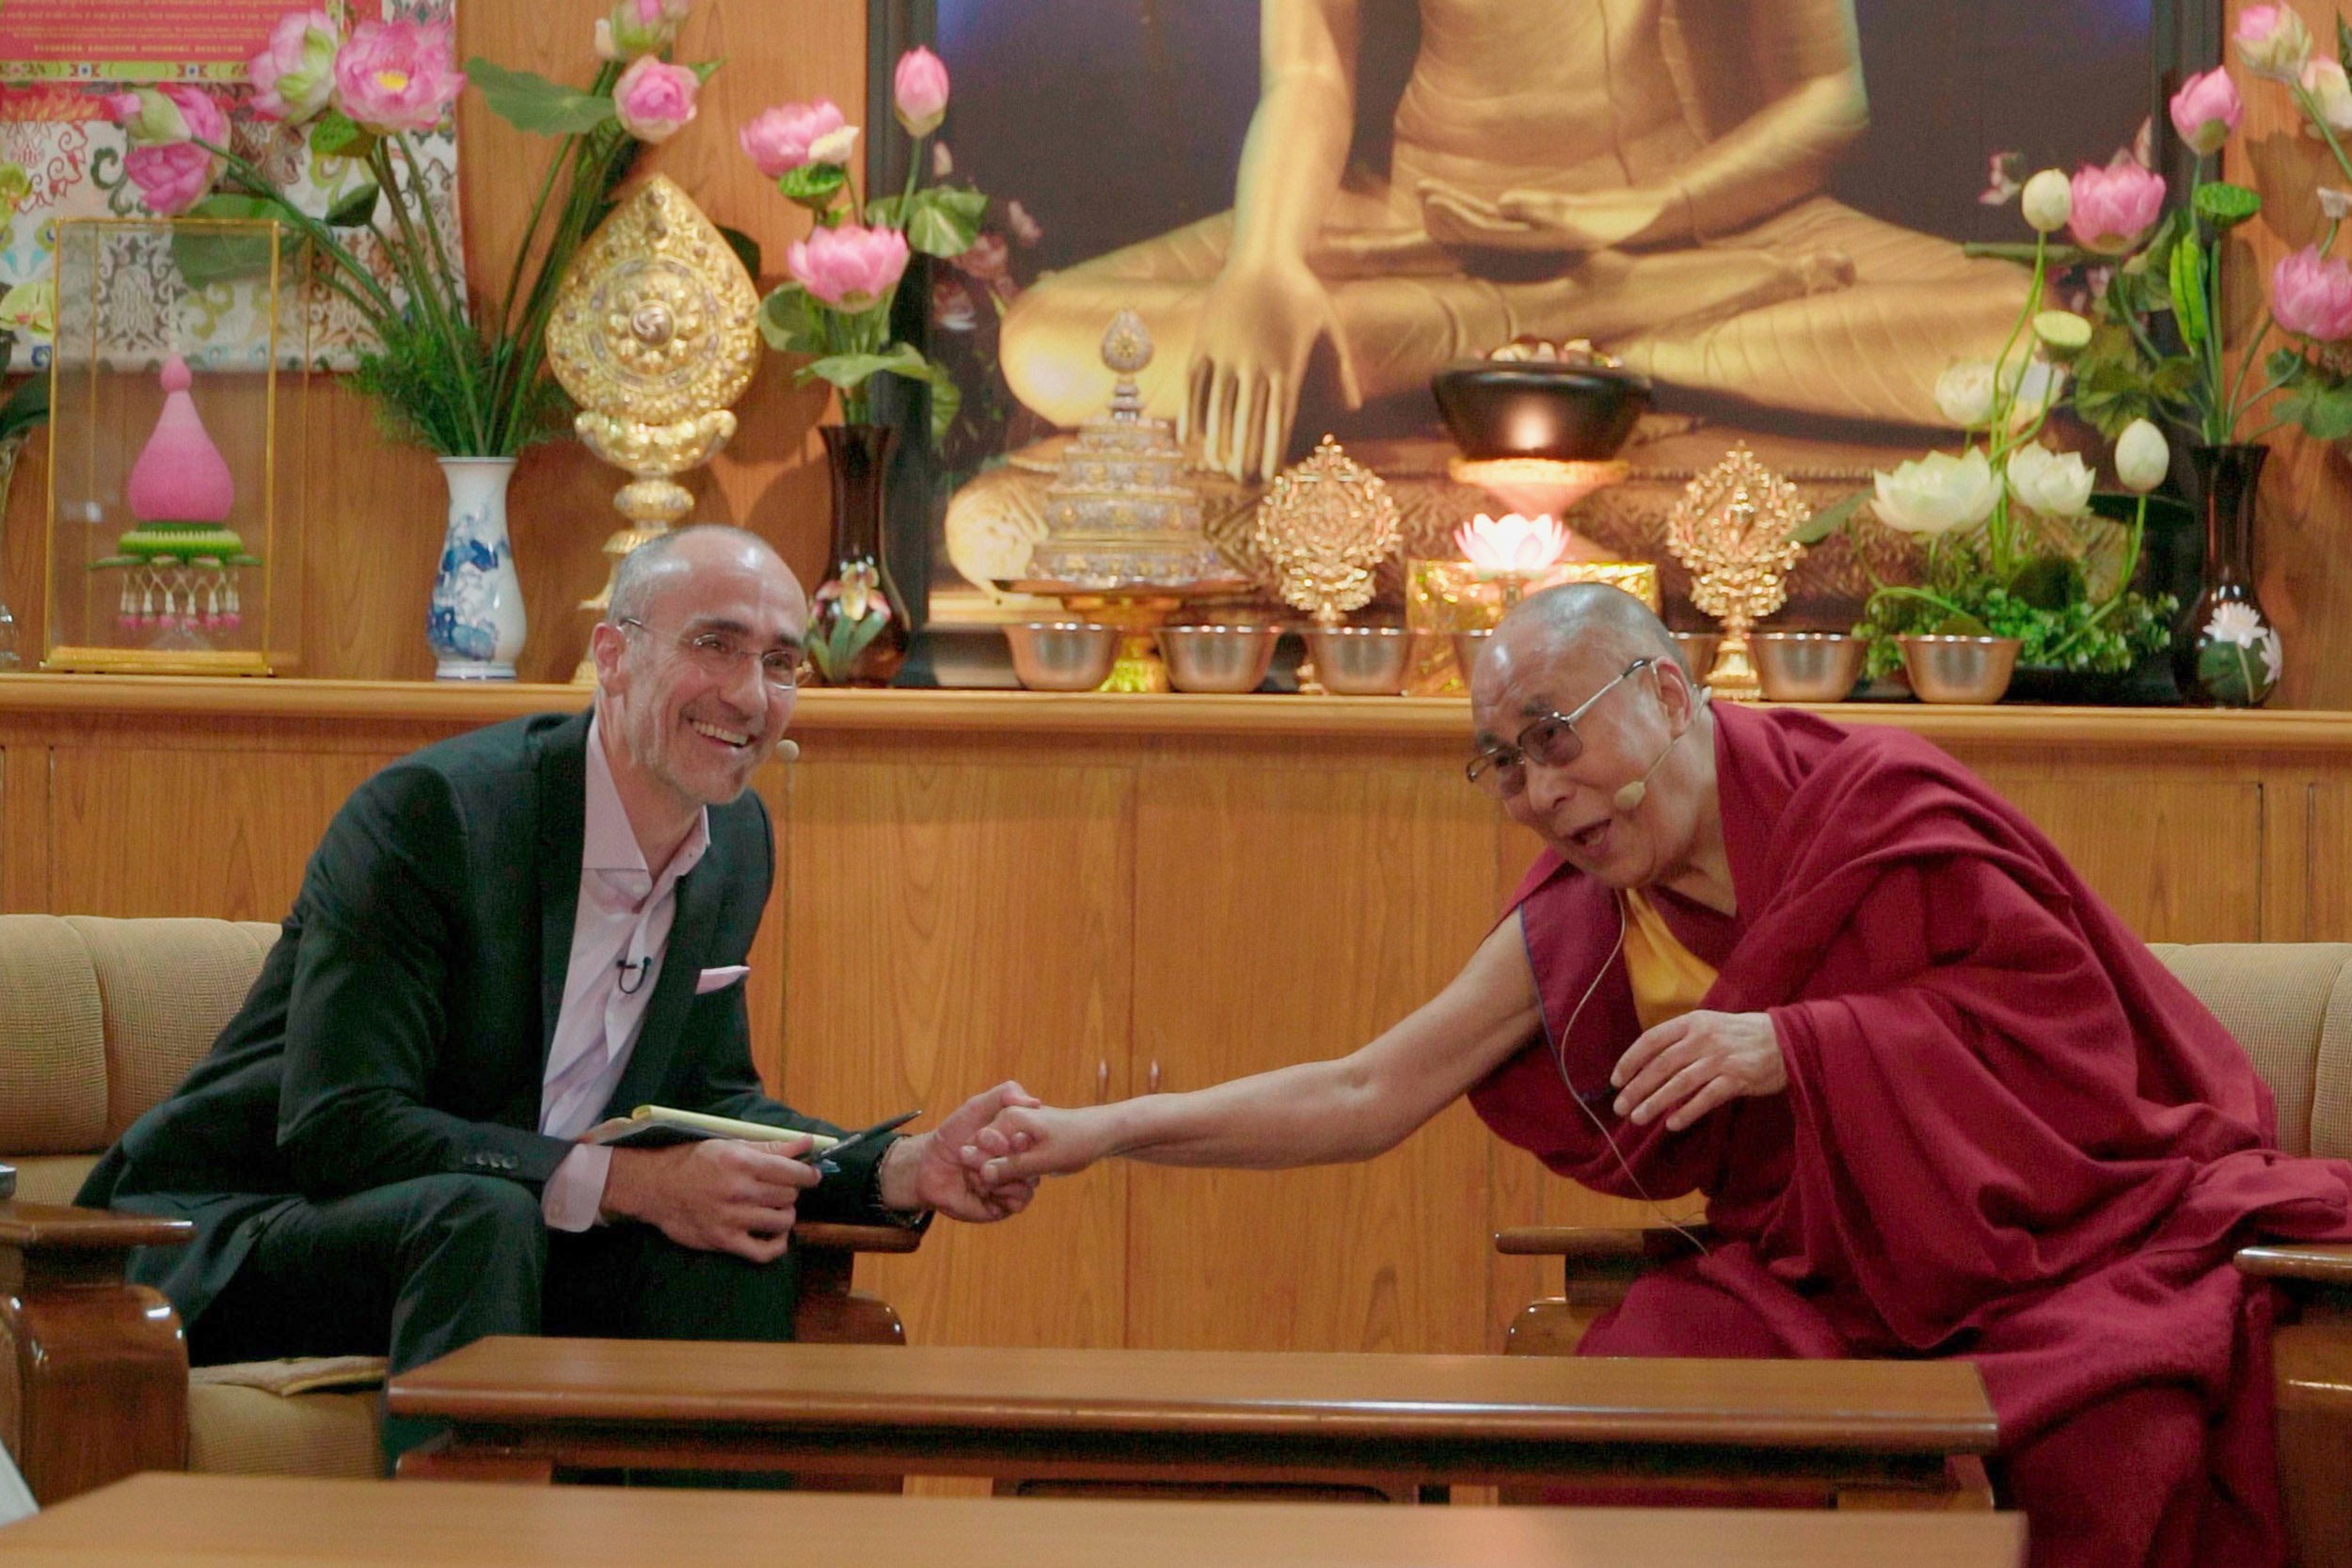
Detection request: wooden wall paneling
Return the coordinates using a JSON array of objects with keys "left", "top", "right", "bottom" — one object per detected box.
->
[
  {"left": 2308, "top": 779, "right": 2352, "bottom": 942},
  {"left": 1128, "top": 762, "right": 1499, "bottom": 1355},
  {"left": 0, "top": 743, "right": 50, "bottom": 912},
  {"left": 1958, "top": 761, "right": 2265, "bottom": 942},
  {"left": 744, "top": 758, "right": 794, "bottom": 1096},
  {"left": 780, "top": 756, "right": 1131, "bottom": 1351},
  {"left": 46, "top": 745, "right": 400, "bottom": 919}
]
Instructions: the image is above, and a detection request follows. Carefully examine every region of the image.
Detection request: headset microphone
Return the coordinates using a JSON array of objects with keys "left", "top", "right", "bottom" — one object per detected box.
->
[
  {"left": 775, "top": 737, "right": 801, "bottom": 763},
  {"left": 1610, "top": 689, "right": 1708, "bottom": 814}
]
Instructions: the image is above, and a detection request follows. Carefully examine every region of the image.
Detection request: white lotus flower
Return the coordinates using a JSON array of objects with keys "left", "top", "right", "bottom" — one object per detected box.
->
[
  {"left": 2005, "top": 443, "right": 2095, "bottom": 517},
  {"left": 2115, "top": 419, "right": 2169, "bottom": 493},
  {"left": 1871, "top": 448, "right": 2000, "bottom": 536},
  {"left": 2001, "top": 361, "right": 2069, "bottom": 428},
  {"left": 2021, "top": 168, "right": 2074, "bottom": 233},
  {"left": 1934, "top": 361, "right": 1997, "bottom": 427},
  {"left": 2205, "top": 601, "right": 2268, "bottom": 648},
  {"left": 1455, "top": 513, "right": 1569, "bottom": 571}
]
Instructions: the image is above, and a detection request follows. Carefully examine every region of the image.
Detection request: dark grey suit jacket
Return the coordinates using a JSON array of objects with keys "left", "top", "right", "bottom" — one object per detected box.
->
[{"left": 79, "top": 710, "right": 893, "bottom": 1327}]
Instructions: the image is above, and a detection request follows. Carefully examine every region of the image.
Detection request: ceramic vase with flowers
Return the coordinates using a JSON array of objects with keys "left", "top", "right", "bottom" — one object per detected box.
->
[
  {"left": 744, "top": 47, "right": 983, "bottom": 685},
  {"left": 109, "top": 2, "right": 718, "bottom": 676}
]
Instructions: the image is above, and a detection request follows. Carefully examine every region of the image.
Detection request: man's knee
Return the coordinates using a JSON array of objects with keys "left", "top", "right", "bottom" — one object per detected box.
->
[{"left": 389, "top": 1175, "right": 546, "bottom": 1265}]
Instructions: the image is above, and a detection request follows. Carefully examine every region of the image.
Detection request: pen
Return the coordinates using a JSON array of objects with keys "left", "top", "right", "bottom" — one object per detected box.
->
[{"left": 814, "top": 1109, "right": 921, "bottom": 1175}]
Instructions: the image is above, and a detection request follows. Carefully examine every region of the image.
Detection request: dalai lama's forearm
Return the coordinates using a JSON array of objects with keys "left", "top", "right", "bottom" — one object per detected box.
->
[{"left": 975, "top": 916, "right": 1544, "bottom": 1180}]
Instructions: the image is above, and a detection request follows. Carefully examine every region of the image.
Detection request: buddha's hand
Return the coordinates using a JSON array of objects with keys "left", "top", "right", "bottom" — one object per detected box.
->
[
  {"left": 962, "top": 1103, "right": 1112, "bottom": 1185},
  {"left": 1610, "top": 1009, "right": 1786, "bottom": 1132},
  {"left": 1183, "top": 258, "right": 1362, "bottom": 482},
  {"left": 877, "top": 1081, "right": 1044, "bottom": 1223},
  {"left": 1418, "top": 180, "right": 1667, "bottom": 255}
]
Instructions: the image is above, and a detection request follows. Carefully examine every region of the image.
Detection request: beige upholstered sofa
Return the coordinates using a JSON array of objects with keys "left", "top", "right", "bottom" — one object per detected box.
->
[
  {"left": 1499, "top": 942, "right": 2352, "bottom": 1564},
  {"left": 0, "top": 914, "right": 915, "bottom": 1505}
]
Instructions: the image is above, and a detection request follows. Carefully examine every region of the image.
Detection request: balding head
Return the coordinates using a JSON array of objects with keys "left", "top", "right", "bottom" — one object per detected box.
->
[
  {"left": 607, "top": 525, "right": 790, "bottom": 631},
  {"left": 1466, "top": 583, "right": 1717, "bottom": 894}
]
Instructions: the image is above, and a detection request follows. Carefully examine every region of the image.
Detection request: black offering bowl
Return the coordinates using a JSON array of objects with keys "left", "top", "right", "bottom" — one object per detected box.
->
[{"left": 1431, "top": 360, "right": 1654, "bottom": 462}]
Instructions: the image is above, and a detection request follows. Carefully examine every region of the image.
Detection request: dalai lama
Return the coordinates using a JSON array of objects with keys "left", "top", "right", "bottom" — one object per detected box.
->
[{"left": 966, "top": 582, "right": 2352, "bottom": 1568}]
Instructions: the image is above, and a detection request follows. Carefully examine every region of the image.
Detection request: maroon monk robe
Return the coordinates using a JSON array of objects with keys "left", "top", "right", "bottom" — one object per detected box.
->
[{"left": 1470, "top": 702, "right": 2352, "bottom": 1568}]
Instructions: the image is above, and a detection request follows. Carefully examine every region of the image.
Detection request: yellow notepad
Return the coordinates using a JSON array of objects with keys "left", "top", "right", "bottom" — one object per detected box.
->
[{"left": 581, "top": 1105, "right": 840, "bottom": 1150}]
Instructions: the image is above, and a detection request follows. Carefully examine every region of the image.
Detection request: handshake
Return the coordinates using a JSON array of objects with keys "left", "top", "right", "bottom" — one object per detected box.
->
[{"left": 895, "top": 1081, "right": 1102, "bottom": 1224}]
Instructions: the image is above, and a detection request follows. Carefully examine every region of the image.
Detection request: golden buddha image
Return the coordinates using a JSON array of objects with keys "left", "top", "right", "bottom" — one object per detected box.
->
[{"left": 925, "top": 0, "right": 2150, "bottom": 612}]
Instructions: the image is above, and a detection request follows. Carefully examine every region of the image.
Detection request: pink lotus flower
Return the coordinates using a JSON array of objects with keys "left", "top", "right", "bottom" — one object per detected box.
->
[
  {"left": 787, "top": 223, "right": 910, "bottom": 311},
  {"left": 2272, "top": 245, "right": 2352, "bottom": 340},
  {"left": 2236, "top": 4, "right": 2313, "bottom": 82},
  {"left": 249, "top": 9, "right": 340, "bottom": 124},
  {"left": 739, "top": 99, "right": 849, "bottom": 178},
  {"left": 1005, "top": 198, "right": 1042, "bottom": 245},
  {"left": 596, "top": 0, "right": 690, "bottom": 62},
  {"left": 893, "top": 46, "right": 950, "bottom": 137},
  {"left": 613, "top": 55, "right": 697, "bottom": 144},
  {"left": 333, "top": 19, "right": 465, "bottom": 135},
  {"left": 123, "top": 141, "right": 219, "bottom": 215},
  {"left": 1454, "top": 513, "right": 1570, "bottom": 572},
  {"left": 2169, "top": 67, "right": 2241, "bottom": 155},
  {"left": 107, "top": 85, "right": 227, "bottom": 147},
  {"left": 2067, "top": 161, "right": 2166, "bottom": 254}
]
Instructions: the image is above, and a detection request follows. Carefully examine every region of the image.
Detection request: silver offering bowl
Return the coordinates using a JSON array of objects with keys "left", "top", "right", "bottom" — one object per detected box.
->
[
  {"left": 1451, "top": 629, "right": 1494, "bottom": 687},
  {"left": 1158, "top": 625, "right": 1281, "bottom": 693},
  {"left": 1672, "top": 632, "right": 1720, "bottom": 681},
  {"left": 1898, "top": 635, "right": 2023, "bottom": 704},
  {"left": 1004, "top": 622, "right": 1120, "bottom": 691},
  {"left": 1752, "top": 632, "right": 1866, "bottom": 703},
  {"left": 1305, "top": 626, "right": 1413, "bottom": 696}
]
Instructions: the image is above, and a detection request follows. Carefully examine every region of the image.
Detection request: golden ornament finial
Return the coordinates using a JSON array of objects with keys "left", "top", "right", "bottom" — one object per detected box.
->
[
  {"left": 1252, "top": 435, "right": 1403, "bottom": 625},
  {"left": 546, "top": 174, "right": 762, "bottom": 680},
  {"left": 1664, "top": 443, "right": 1810, "bottom": 701}
]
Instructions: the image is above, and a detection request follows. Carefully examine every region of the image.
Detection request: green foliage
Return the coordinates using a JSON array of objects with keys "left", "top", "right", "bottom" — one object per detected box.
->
[
  {"left": 466, "top": 58, "right": 617, "bottom": 135},
  {"left": 809, "top": 607, "right": 888, "bottom": 682},
  {"left": 171, "top": 196, "right": 295, "bottom": 288},
  {"left": 757, "top": 283, "right": 827, "bottom": 356},
  {"left": 321, "top": 182, "right": 380, "bottom": 230},
  {"left": 1789, "top": 488, "right": 1867, "bottom": 545},
  {"left": 2193, "top": 182, "right": 2263, "bottom": 230},
  {"left": 308, "top": 110, "right": 377, "bottom": 162},
  {"left": 866, "top": 186, "right": 986, "bottom": 259},
  {"left": 2170, "top": 233, "right": 2210, "bottom": 355},
  {"left": 0, "top": 335, "right": 46, "bottom": 444},
  {"left": 2071, "top": 322, "right": 2197, "bottom": 436},
  {"left": 2269, "top": 346, "right": 2352, "bottom": 438},
  {"left": 801, "top": 342, "right": 961, "bottom": 442},
  {"left": 1852, "top": 531, "right": 2177, "bottom": 679},
  {"left": 716, "top": 224, "right": 761, "bottom": 282},
  {"left": 350, "top": 306, "right": 571, "bottom": 457},
  {"left": 779, "top": 163, "right": 847, "bottom": 208}
]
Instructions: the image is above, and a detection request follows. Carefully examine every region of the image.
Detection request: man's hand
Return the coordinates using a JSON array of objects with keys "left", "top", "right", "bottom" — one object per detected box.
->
[
  {"left": 963, "top": 1102, "right": 1117, "bottom": 1186},
  {"left": 1611, "top": 1009, "right": 1787, "bottom": 1131},
  {"left": 598, "top": 1137, "right": 819, "bottom": 1263},
  {"left": 875, "top": 1081, "right": 1044, "bottom": 1223}
]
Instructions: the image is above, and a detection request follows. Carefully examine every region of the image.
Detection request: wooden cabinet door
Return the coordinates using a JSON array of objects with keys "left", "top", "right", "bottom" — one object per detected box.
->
[
  {"left": 780, "top": 759, "right": 1132, "bottom": 1350},
  {"left": 1128, "top": 763, "right": 1502, "bottom": 1354}
]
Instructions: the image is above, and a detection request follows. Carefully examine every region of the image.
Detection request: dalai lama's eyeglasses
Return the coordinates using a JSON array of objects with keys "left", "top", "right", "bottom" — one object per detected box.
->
[
  {"left": 618, "top": 617, "right": 810, "bottom": 690},
  {"left": 1465, "top": 657, "right": 1655, "bottom": 800}
]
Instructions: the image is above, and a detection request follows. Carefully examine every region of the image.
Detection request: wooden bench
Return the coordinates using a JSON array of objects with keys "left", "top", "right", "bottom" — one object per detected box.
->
[
  {"left": 0, "top": 1472, "right": 2029, "bottom": 1567},
  {"left": 388, "top": 1337, "right": 1998, "bottom": 1506}
]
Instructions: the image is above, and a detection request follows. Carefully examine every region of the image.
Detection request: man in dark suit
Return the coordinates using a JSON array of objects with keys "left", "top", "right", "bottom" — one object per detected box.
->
[{"left": 80, "top": 526, "right": 1036, "bottom": 1453}]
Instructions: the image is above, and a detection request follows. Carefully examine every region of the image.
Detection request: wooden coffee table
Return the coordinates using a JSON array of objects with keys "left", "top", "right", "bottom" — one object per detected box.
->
[
  {"left": 389, "top": 1338, "right": 1998, "bottom": 1505},
  {"left": 0, "top": 1472, "right": 2028, "bottom": 1566}
]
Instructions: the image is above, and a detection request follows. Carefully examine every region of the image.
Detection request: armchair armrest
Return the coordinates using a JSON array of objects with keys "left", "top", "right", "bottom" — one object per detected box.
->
[
  {"left": 789, "top": 1222, "right": 925, "bottom": 1346},
  {"left": 0, "top": 1201, "right": 193, "bottom": 1506},
  {"left": 1492, "top": 1225, "right": 1715, "bottom": 1358},
  {"left": 2236, "top": 1242, "right": 2352, "bottom": 1291}
]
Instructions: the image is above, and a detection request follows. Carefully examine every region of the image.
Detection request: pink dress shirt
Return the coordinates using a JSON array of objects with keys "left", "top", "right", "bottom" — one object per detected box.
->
[{"left": 537, "top": 717, "right": 712, "bottom": 1231}]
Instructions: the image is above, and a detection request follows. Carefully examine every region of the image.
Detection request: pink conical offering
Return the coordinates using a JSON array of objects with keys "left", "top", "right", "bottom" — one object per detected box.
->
[{"left": 125, "top": 355, "right": 234, "bottom": 523}]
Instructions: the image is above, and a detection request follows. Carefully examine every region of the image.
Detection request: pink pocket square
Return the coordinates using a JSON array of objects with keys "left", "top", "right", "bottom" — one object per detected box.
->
[{"left": 695, "top": 965, "right": 750, "bottom": 994}]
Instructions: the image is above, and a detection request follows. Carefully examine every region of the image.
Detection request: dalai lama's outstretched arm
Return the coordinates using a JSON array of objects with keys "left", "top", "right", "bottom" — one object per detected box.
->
[
  {"left": 968, "top": 912, "right": 1545, "bottom": 1180},
  {"left": 1421, "top": 0, "right": 1867, "bottom": 252}
]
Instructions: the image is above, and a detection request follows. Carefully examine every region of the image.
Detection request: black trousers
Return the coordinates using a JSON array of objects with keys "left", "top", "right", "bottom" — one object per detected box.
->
[{"left": 187, "top": 1174, "right": 802, "bottom": 1465}]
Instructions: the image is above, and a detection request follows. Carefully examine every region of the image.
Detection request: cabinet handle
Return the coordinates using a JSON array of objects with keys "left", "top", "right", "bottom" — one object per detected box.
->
[
  {"left": 1095, "top": 1060, "right": 1109, "bottom": 1102},
  {"left": 1148, "top": 1060, "right": 1162, "bottom": 1094}
]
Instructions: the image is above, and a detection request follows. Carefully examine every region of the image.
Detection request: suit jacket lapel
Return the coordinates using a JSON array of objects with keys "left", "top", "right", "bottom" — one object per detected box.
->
[
  {"left": 600, "top": 856, "right": 719, "bottom": 1115},
  {"left": 535, "top": 713, "right": 593, "bottom": 1071}
]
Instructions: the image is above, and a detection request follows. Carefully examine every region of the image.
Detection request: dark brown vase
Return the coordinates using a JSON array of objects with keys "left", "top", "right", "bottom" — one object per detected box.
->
[
  {"left": 2174, "top": 444, "right": 2280, "bottom": 708},
  {"left": 808, "top": 422, "right": 909, "bottom": 687}
]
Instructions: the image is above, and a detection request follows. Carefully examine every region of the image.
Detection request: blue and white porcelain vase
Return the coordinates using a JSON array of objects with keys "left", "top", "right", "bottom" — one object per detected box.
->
[{"left": 426, "top": 456, "right": 526, "bottom": 680}]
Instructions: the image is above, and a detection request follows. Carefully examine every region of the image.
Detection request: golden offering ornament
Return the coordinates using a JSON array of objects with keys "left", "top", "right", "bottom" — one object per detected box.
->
[
  {"left": 546, "top": 174, "right": 762, "bottom": 679},
  {"left": 1251, "top": 435, "right": 1403, "bottom": 624},
  {"left": 1664, "top": 444, "right": 1810, "bottom": 702}
]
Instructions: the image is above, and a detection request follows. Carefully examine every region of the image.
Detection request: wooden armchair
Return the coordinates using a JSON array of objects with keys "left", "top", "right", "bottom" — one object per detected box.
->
[
  {"left": 1495, "top": 940, "right": 2352, "bottom": 1564},
  {"left": 0, "top": 913, "right": 919, "bottom": 1506}
]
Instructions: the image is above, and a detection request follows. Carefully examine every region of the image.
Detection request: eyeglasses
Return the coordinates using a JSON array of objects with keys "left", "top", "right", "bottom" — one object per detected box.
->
[
  {"left": 617, "top": 618, "right": 809, "bottom": 690},
  {"left": 1464, "top": 657, "right": 1655, "bottom": 800}
]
